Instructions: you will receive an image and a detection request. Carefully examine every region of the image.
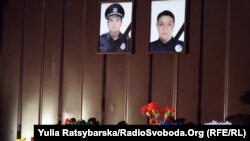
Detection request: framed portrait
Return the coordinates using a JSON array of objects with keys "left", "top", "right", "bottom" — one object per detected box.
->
[
  {"left": 98, "top": 0, "right": 134, "bottom": 54},
  {"left": 149, "top": 0, "right": 188, "bottom": 54}
]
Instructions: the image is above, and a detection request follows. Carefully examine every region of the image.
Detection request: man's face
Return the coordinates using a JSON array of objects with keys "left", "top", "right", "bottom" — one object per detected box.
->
[
  {"left": 107, "top": 15, "right": 122, "bottom": 33},
  {"left": 156, "top": 15, "right": 175, "bottom": 43}
]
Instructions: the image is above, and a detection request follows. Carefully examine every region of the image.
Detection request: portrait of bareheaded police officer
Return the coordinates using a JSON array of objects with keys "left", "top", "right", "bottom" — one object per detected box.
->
[
  {"left": 99, "top": 3, "right": 132, "bottom": 53},
  {"left": 150, "top": 10, "right": 184, "bottom": 53},
  {"left": 150, "top": 0, "right": 186, "bottom": 53}
]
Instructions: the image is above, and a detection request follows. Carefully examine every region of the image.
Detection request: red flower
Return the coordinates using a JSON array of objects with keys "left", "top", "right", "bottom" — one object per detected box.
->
[
  {"left": 64, "top": 118, "right": 71, "bottom": 125},
  {"left": 149, "top": 118, "right": 156, "bottom": 125},
  {"left": 165, "top": 106, "right": 175, "bottom": 113},
  {"left": 140, "top": 105, "right": 148, "bottom": 115},
  {"left": 147, "top": 102, "right": 158, "bottom": 112}
]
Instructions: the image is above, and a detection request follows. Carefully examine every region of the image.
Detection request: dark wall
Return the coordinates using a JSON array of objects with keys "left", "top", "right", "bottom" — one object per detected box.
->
[{"left": 1, "top": 0, "right": 250, "bottom": 140}]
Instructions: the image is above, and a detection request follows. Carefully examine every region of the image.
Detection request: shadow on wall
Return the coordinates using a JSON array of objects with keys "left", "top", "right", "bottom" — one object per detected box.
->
[{"left": 226, "top": 91, "right": 250, "bottom": 125}]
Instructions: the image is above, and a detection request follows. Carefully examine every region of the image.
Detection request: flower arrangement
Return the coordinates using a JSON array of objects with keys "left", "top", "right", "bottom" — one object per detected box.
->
[
  {"left": 141, "top": 101, "right": 180, "bottom": 125},
  {"left": 64, "top": 117, "right": 100, "bottom": 125}
]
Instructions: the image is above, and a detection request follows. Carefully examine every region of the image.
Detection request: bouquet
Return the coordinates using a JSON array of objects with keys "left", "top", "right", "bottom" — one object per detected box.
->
[{"left": 141, "top": 101, "right": 179, "bottom": 125}]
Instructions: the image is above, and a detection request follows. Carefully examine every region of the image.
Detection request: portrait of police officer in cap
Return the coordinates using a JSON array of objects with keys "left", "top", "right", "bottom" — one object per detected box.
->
[{"left": 99, "top": 2, "right": 132, "bottom": 53}]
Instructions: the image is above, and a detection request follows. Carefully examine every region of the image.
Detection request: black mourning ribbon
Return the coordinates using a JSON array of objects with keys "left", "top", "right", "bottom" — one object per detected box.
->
[
  {"left": 116, "top": 22, "right": 132, "bottom": 50},
  {"left": 173, "top": 22, "right": 185, "bottom": 47}
]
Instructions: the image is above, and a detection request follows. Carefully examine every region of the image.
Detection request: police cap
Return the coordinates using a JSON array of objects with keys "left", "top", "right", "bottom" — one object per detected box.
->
[{"left": 105, "top": 3, "right": 125, "bottom": 19}]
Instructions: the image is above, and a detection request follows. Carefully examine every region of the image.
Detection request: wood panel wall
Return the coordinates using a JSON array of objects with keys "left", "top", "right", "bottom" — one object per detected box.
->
[
  {"left": 227, "top": 0, "right": 250, "bottom": 124},
  {"left": 1, "top": 0, "right": 24, "bottom": 141},
  {"left": 1, "top": 0, "right": 250, "bottom": 140}
]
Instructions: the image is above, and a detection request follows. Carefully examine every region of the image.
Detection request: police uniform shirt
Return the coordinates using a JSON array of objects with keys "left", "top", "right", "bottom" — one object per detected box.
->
[
  {"left": 99, "top": 32, "right": 130, "bottom": 52},
  {"left": 150, "top": 37, "right": 184, "bottom": 53}
]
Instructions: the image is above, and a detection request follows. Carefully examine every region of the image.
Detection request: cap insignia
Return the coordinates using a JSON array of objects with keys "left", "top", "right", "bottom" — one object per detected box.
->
[{"left": 113, "top": 7, "right": 118, "bottom": 13}]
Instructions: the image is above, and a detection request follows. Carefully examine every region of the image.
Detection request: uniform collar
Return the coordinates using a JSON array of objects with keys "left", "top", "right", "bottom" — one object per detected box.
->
[
  {"left": 106, "top": 32, "right": 123, "bottom": 40},
  {"left": 156, "top": 37, "right": 174, "bottom": 47}
]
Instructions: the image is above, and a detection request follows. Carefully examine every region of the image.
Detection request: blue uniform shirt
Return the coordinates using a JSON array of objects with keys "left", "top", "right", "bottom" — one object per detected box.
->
[
  {"left": 99, "top": 32, "right": 130, "bottom": 52},
  {"left": 150, "top": 37, "right": 184, "bottom": 53}
]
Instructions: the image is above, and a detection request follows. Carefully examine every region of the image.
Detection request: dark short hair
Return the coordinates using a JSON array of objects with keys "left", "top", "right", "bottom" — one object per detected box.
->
[{"left": 157, "top": 10, "right": 175, "bottom": 23}]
